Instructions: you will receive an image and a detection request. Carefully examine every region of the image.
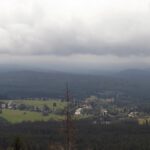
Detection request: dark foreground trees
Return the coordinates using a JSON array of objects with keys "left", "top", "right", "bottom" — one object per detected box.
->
[{"left": 0, "top": 119, "right": 150, "bottom": 150}]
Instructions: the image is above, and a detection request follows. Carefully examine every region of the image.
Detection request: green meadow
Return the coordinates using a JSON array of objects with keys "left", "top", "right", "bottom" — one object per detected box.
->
[
  {"left": 0, "top": 99, "right": 66, "bottom": 123},
  {"left": 0, "top": 99, "right": 67, "bottom": 109},
  {"left": 0, "top": 109, "right": 65, "bottom": 123}
]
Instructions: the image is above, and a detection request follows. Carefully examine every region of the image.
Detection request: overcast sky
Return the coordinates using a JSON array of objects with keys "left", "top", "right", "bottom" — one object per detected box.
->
[{"left": 0, "top": 0, "right": 150, "bottom": 72}]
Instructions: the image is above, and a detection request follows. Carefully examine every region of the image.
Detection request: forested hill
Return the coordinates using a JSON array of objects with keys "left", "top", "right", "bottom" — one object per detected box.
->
[{"left": 0, "top": 70, "right": 150, "bottom": 100}]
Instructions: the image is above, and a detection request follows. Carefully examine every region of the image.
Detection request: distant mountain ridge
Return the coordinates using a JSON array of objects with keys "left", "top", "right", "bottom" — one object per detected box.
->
[
  {"left": 117, "top": 69, "right": 150, "bottom": 77},
  {"left": 0, "top": 69, "right": 150, "bottom": 100}
]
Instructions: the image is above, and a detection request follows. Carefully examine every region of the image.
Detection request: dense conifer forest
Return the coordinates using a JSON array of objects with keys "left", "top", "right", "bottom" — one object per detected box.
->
[{"left": 0, "top": 119, "right": 150, "bottom": 150}]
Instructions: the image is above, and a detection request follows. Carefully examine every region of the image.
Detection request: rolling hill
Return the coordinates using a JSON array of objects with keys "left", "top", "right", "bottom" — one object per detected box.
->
[{"left": 0, "top": 69, "right": 150, "bottom": 100}]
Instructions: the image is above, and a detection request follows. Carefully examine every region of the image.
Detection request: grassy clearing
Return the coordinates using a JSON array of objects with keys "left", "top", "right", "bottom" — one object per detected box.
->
[
  {"left": 0, "top": 99, "right": 67, "bottom": 109},
  {"left": 0, "top": 100, "right": 90, "bottom": 123},
  {"left": 0, "top": 109, "right": 64, "bottom": 123},
  {"left": 0, "top": 99, "right": 66, "bottom": 123},
  {"left": 14, "top": 100, "right": 66, "bottom": 109}
]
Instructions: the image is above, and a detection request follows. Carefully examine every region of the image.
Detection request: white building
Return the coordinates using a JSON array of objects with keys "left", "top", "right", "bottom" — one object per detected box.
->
[
  {"left": 1, "top": 103, "right": 7, "bottom": 109},
  {"left": 128, "top": 112, "right": 138, "bottom": 118},
  {"left": 75, "top": 108, "right": 82, "bottom": 115}
]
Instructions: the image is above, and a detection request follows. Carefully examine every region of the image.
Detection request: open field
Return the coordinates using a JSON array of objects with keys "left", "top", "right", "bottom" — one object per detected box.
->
[
  {"left": 0, "top": 99, "right": 67, "bottom": 123},
  {"left": 0, "top": 99, "right": 67, "bottom": 109},
  {"left": 0, "top": 99, "right": 90, "bottom": 123},
  {"left": 13, "top": 99, "right": 66, "bottom": 109},
  {"left": 0, "top": 109, "right": 64, "bottom": 123}
]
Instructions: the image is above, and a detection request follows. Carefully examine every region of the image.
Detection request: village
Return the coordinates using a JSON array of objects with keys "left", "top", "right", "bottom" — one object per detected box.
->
[
  {"left": 0, "top": 100, "right": 62, "bottom": 116},
  {"left": 74, "top": 96, "right": 150, "bottom": 125},
  {"left": 0, "top": 96, "right": 150, "bottom": 124}
]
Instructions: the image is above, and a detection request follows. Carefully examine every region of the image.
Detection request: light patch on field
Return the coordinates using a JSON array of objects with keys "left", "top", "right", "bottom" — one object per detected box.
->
[{"left": 138, "top": 118, "right": 150, "bottom": 125}]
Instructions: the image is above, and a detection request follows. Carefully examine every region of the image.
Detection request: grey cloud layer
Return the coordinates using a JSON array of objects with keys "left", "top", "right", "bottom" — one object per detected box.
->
[{"left": 0, "top": 0, "right": 150, "bottom": 57}]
